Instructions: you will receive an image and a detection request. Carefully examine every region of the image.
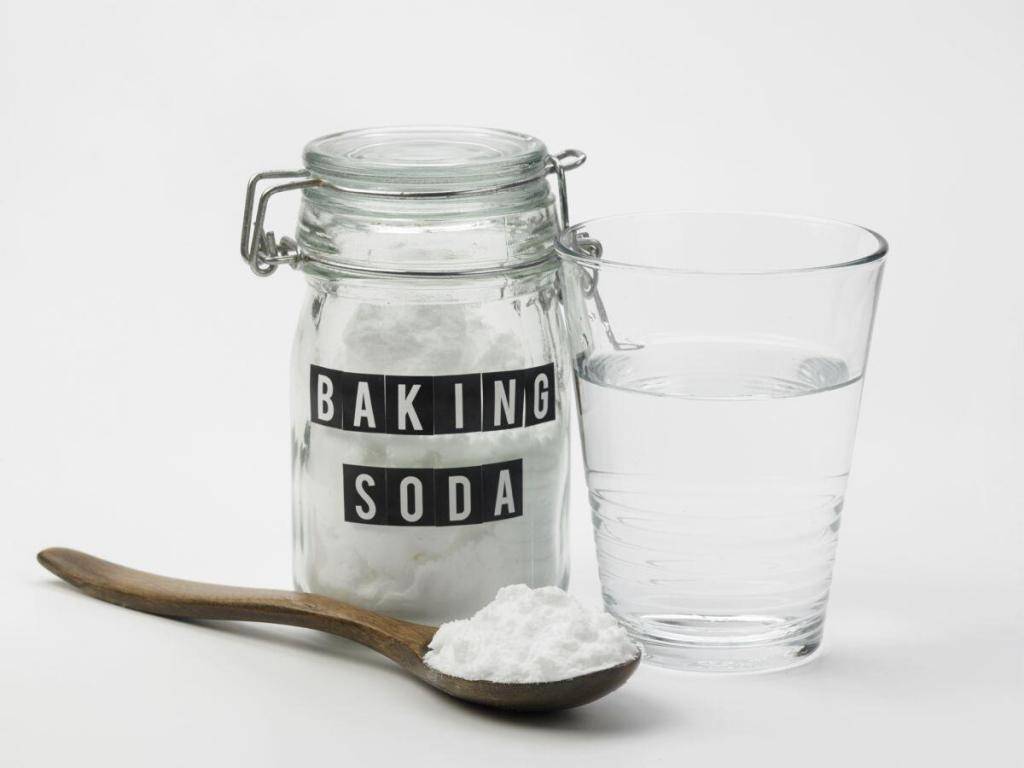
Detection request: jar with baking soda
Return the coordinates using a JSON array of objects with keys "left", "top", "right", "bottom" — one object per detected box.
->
[{"left": 240, "top": 127, "right": 583, "bottom": 624}]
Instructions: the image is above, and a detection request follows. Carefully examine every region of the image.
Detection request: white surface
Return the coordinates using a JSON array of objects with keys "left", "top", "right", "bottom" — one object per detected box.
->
[{"left": 1, "top": 1, "right": 1021, "bottom": 765}]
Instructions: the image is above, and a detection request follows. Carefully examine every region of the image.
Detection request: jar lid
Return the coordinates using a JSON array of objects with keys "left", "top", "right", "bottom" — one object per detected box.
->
[
  {"left": 240, "top": 127, "right": 585, "bottom": 277},
  {"left": 303, "top": 126, "right": 550, "bottom": 195}
]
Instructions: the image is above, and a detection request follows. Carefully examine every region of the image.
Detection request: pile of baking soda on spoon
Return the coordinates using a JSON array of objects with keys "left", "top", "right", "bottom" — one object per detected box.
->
[{"left": 424, "top": 584, "right": 640, "bottom": 683}]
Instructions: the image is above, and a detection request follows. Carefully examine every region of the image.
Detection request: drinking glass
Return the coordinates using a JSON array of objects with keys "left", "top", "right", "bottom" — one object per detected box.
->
[{"left": 556, "top": 212, "right": 886, "bottom": 672}]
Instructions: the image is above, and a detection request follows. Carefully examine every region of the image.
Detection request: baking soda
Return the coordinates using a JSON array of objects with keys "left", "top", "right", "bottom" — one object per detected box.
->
[
  {"left": 292, "top": 297, "right": 570, "bottom": 625},
  {"left": 424, "top": 584, "right": 639, "bottom": 683}
]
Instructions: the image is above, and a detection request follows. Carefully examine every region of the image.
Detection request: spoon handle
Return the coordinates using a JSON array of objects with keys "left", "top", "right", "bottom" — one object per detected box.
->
[{"left": 37, "top": 548, "right": 436, "bottom": 668}]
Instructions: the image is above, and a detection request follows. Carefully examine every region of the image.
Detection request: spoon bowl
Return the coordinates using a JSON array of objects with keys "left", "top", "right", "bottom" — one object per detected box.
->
[{"left": 37, "top": 548, "right": 640, "bottom": 712}]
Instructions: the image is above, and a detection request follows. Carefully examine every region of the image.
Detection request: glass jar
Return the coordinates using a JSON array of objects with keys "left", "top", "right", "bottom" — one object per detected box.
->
[{"left": 240, "top": 127, "right": 584, "bottom": 624}]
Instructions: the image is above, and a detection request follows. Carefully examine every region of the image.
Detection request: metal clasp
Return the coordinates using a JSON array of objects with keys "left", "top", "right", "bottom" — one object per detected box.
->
[
  {"left": 239, "top": 150, "right": 585, "bottom": 277},
  {"left": 548, "top": 149, "right": 586, "bottom": 231},
  {"left": 240, "top": 170, "right": 321, "bottom": 276},
  {"left": 576, "top": 233, "right": 642, "bottom": 352}
]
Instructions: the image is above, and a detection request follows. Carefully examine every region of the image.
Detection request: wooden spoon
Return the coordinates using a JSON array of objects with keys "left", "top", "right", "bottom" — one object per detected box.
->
[{"left": 37, "top": 548, "right": 639, "bottom": 712}]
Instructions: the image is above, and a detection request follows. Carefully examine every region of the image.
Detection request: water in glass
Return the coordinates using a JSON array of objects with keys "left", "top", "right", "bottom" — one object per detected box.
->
[{"left": 576, "top": 336, "right": 863, "bottom": 671}]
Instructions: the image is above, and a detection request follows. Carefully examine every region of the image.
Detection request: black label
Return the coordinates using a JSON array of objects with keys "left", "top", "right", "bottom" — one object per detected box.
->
[
  {"left": 343, "top": 460, "right": 524, "bottom": 527},
  {"left": 342, "top": 463, "right": 387, "bottom": 524},
  {"left": 481, "top": 459, "right": 524, "bottom": 522},
  {"left": 310, "top": 365, "right": 344, "bottom": 429},
  {"left": 341, "top": 372, "right": 385, "bottom": 433},
  {"left": 311, "top": 364, "right": 556, "bottom": 435},
  {"left": 482, "top": 370, "right": 526, "bottom": 431},
  {"left": 433, "top": 374, "right": 482, "bottom": 434},
  {"left": 523, "top": 363, "right": 556, "bottom": 427},
  {"left": 433, "top": 466, "right": 483, "bottom": 526},
  {"left": 385, "top": 375, "right": 434, "bottom": 435},
  {"left": 384, "top": 466, "right": 436, "bottom": 526}
]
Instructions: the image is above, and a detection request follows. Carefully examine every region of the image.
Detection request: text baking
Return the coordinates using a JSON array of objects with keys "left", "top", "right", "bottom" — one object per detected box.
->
[{"left": 310, "top": 363, "right": 556, "bottom": 435}]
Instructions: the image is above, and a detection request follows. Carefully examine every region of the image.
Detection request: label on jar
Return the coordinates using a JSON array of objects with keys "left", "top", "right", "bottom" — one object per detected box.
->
[
  {"left": 309, "top": 363, "right": 556, "bottom": 527},
  {"left": 341, "top": 460, "right": 523, "bottom": 527},
  {"left": 309, "top": 363, "right": 556, "bottom": 434}
]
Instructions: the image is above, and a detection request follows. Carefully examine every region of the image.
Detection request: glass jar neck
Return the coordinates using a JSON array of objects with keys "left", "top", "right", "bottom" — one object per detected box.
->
[{"left": 295, "top": 178, "right": 558, "bottom": 276}]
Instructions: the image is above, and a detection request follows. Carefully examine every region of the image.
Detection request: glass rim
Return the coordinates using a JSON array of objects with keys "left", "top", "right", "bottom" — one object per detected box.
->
[{"left": 555, "top": 210, "right": 889, "bottom": 276}]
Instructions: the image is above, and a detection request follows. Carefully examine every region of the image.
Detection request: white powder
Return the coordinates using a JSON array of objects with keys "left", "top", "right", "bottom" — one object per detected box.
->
[
  {"left": 423, "top": 584, "right": 639, "bottom": 683},
  {"left": 292, "top": 297, "right": 571, "bottom": 625}
]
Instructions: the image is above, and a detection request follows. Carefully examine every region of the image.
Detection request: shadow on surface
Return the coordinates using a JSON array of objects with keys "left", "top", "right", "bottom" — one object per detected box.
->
[
  {"left": 425, "top": 677, "right": 676, "bottom": 736},
  {"left": 39, "top": 579, "right": 674, "bottom": 733}
]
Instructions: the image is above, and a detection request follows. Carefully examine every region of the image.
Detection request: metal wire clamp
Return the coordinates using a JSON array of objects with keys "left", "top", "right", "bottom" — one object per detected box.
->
[
  {"left": 575, "top": 233, "right": 643, "bottom": 352},
  {"left": 239, "top": 150, "right": 587, "bottom": 277}
]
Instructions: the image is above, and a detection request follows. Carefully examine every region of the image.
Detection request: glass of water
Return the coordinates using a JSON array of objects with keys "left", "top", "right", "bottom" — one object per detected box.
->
[{"left": 556, "top": 212, "right": 887, "bottom": 673}]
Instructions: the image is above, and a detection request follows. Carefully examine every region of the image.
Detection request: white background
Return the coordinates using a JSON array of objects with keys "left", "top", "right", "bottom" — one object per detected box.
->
[{"left": 2, "top": 1, "right": 1021, "bottom": 765}]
